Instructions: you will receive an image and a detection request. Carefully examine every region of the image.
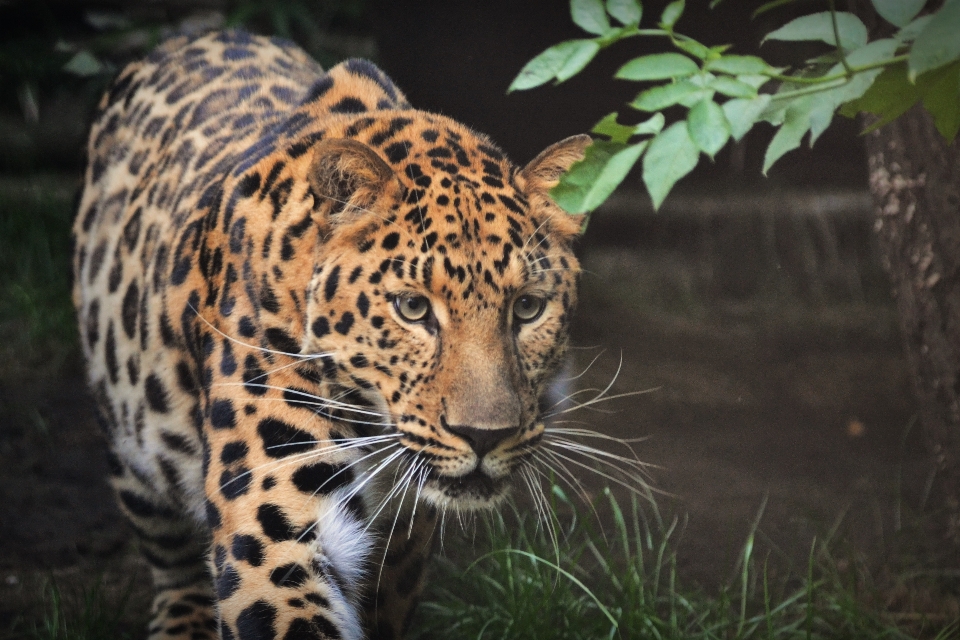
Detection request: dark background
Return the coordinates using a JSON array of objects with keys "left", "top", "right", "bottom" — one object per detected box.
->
[{"left": 0, "top": 0, "right": 868, "bottom": 183}]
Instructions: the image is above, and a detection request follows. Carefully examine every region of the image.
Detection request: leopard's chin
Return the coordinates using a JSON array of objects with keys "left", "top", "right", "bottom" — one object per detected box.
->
[{"left": 420, "top": 468, "right": 513, "bottom": 511}]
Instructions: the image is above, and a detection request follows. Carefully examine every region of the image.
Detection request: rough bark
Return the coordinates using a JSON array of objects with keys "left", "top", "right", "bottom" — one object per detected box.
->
[{"left": 865, "top": 105, "right": 960, "bottom": 540}]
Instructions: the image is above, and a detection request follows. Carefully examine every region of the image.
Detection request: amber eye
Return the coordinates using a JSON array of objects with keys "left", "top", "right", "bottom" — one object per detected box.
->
[
  {"left": 395, "top": 295, "right": 431, "bottom": 322},
  {"left": 513, "top": 294, "right": 545, "bottom": 323}
]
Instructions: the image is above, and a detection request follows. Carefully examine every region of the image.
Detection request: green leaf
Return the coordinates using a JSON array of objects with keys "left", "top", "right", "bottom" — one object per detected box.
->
[
  {"left": 764, "top": 12, "right": 868, "bottom": 50},
  {"left": 835, "top": 38, "right": 899, "bottom": 93},
  {"left": 572, "top": 0, "right": 612, "bottom": 35},
  {"left": 676, "top": 73, "right": 717, "bottom": 107},
  {"left": 708, "top": 76, "right": 757, "bottom": 98},
  {"left": 63, "top": 50, "right": 104, "bottom": 76},
  {"left": 592, "top": 112, "right": 635, "bottom": 143},
  {"left": 908, "top": 0, "right": 960, "bottom": 80},
  {"left": 509, "top": 40, "right": 599, "bottom": 91},
  {"left": 660, "top": 0, "right": 684, "bottom": 29},
  {"left": 706, "top": 54, "right": 772, "bottom": 76},
  {"left": 920, "top": 60, "right": 960, "bottom": 140},
  {"left": 838, "top": 62, "right": 919, "bottom": 127},
  {"left": 813, "top": 38, "right": 899, "bottom": 103},
  {"left": 595, "top": 24, "right": 637, "bottom": 46},
  {"left": 550, "top": 140, "right": 648, "bottom": 213},
  {"left": 760, "top": 99, "right": 787, "bottom": 126},
  {"left": 672, "top": 35, "right": 711, "bottom": 60},
  {"left": 630, "top": 80, "right": 706, "bottom": 111},
  {"left": 679, "top": 90, "right": 714, "bottom": 108},
  {"left": 633, "top": 112, "right": 666, "bottom": 136},
  {"left": 763, "top": 96, "right": 815, "bottom": 174},
  {"left": 807, "top": 103, "right": 835, "bottom": 146},
  {"left": 738, "top": 73, "right": 776, "bottom": 90},
  {"left": 843, "top": 61, "right": 960, "bottom": 139},
  {"left": 594, "top": 112, "right": 665, "bottom": 143},
  {"left": 870, "top": 0, "right": 926, "bottom": 28},
  {"left": 606, "top": 0, "right": 642, "bottom": 25},
  {"left": 709, "top": 44, "right": 733, "bottom": 57},
  {"left": 687, "top": 98, "right": 730, "bottom": 158},
  {"left": 805, "top": 51, "right": 845, "bottom": 67},
  {"left": 556, "top": 40, "right": 602, "bottom": 82},
  {"left": 806, "top": 38, "right": 899, "bottom": 143},
  {"left": 642, "top": 121, "right": 700, "bottom": 210},
  {"left": 722, "top": 95, "right": 772, "bottom": 141},
  {"left": 615, "top": 53, "right": 698, "bottom": 81},
  {"left": 895, "top": 14, "right": 933, "bottom": 44},
  {"left": 753, "top": 0, "right": 797, "bottom": 18}
]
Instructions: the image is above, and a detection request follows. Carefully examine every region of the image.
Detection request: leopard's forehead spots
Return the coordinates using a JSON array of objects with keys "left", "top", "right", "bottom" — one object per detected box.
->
[{"left": 315, "top": 115, "right": 557, "bottom": 307}]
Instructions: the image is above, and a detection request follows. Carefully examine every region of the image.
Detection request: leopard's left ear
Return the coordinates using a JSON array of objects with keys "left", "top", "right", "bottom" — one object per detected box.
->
[
  {"left": 308, "top": 138, "right": 401, "bottom": 225},
  {"left": 520, "top": 134, "right": 592, "bottom": 236}
]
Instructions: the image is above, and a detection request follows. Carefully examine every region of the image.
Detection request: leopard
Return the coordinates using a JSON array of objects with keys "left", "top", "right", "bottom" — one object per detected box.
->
[{"left": 72, "top": 29, "right": 590, "bottom": 640}]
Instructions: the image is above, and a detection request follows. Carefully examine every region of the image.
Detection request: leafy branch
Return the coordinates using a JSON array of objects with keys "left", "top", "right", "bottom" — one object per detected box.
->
[{"left": 509, "top": 0, "right": 960, "bottom": 219}]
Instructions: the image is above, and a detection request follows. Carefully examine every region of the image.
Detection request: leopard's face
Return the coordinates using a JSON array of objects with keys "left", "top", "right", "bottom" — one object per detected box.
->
[{"left": 300, "top": 127, "right": 588, "bottom": 509}]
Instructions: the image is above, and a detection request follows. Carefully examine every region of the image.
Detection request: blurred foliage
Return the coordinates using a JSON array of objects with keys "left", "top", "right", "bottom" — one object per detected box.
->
[
  {"left": 0, "top": 0, "right": 371, "bottom": 375},
  {"left": 510, "top": 0, "right": 960, "bottom": 217},
  {"left": 0, "top": 177, "right": 78, "bottom": 379},
  {"left": 227, "top": 0, "right": 373, "bottom": 67},
  {"left": 0, "top": 0, "right": 372, "bottom": 172}
]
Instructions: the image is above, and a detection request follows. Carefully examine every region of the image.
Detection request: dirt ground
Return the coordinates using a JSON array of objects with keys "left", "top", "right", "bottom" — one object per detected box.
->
[{"left": 0, "top": 231, "right": 941, "bottom": 635}]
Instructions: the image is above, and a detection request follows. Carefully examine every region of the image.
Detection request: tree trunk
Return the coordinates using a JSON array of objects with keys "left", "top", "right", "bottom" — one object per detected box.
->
[{"left": 865, "top": 105, "right": 960, "bottom": 540}]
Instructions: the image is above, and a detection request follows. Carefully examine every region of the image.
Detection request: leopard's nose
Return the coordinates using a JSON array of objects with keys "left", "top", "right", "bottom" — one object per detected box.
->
[{"left": 447, "top": 424, "right": 519, "bottom": 458}]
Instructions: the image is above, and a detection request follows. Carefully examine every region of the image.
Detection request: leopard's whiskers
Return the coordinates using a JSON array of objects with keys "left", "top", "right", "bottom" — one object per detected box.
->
[
  {"left": 214, "top": 382, "right": 387, "bottom": 419},
  {"left": 519, "top": 461, "right": 560, "bottom": 563},
  {"left": 407, "top": 463, "right": 429, "bottom": 537},
  {"left": 329, "top": 446, "right": 409, "bottom": 517},
  {"left": 543, "top": 387, "right": 659, "bottom": 418},
  {"left": 372, "top": 455, "right": 425, "bottom": 599},
  {"left": 208, "top": 393, "right": 391, "bottom": 430},
  {"left": 292, "top": 444, "right": 406, "bottom": 545},
  {"left": 218, "top": 434, "right": 402, "bottom": 494},
  {"left": 365, "top": 453, "right": 421, "bottom": 539},
  {"left": 188, "top": 301, "right": 331, "bottom": 361},
  {"left": 530, "top": 449, "right": 594, "bottom": 506},
  {"left": 540, "top": 354, "right": 657, "bottom": 419},
  {"left": 544, "top": 437, "right": 650, "bottom": 475},
  {"left": 540, "top": 446, "right": 647, "bottom": 496},
  {"left": 518, "top": 215, "right": 555, "bottom": 258},
  {"left": 548, "top": 426, "right": 649, "bottom": 445}
]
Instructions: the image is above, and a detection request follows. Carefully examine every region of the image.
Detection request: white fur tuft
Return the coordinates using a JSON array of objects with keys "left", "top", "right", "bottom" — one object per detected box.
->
[{"left": 311, "top": 495, "right": 374, "bottom": 640}]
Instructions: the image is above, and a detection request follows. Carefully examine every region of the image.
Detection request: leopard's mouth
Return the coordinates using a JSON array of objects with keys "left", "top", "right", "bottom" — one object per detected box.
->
[{"left": 426, "top": 466, "right": 512, "bottom": 504}]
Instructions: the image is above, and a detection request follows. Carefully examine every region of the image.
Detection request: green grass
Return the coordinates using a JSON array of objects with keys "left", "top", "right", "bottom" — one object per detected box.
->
[
  {"left": 9, "top": 488, "right": 956, "bottom": 640},
  {"left": 4, "top": 576, "right": 137, "bottom": 640},
  {"left": 416, "top": 487, "right": 957, "bottom": 640},
  {"left": 0, "top": 175, "right": 78, "bottom": 379}
]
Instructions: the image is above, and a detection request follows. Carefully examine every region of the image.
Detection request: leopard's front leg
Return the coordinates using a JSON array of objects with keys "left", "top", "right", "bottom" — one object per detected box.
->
[{"left": 205, "top": 363, "right": 377, "bottom": 640}]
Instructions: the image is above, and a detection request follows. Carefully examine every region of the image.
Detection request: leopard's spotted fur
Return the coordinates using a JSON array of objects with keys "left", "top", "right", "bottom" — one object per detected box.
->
[{"left": 73, "top": 30, "right": 589, "bottom": 640}]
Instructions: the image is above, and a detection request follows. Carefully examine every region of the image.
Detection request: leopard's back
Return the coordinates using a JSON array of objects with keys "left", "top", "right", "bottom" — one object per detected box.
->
[{"left": 73, "top": 30, "right": 376, "bottom": 516}]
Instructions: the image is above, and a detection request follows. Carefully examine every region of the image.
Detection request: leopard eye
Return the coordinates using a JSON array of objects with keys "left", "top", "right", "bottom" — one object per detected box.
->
[
  {"left": 513, "top": 294, "right": 545, "bottom": 323},
  {"left": 395, "top": 294, "right": 431, "bottom": 322}
]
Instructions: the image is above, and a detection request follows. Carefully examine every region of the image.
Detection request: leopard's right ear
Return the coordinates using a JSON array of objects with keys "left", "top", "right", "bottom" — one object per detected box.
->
[
  {"left": 520, "top": 134, "right": 592, "bottom": 238},
  {"left": 308, "top": 138, "right": 400, "bottom": 223}
]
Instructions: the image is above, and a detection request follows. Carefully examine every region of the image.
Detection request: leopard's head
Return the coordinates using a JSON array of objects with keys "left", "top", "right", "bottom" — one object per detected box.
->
[{"left": 301, "top": 116, "right": 590, "bottom": 509}]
